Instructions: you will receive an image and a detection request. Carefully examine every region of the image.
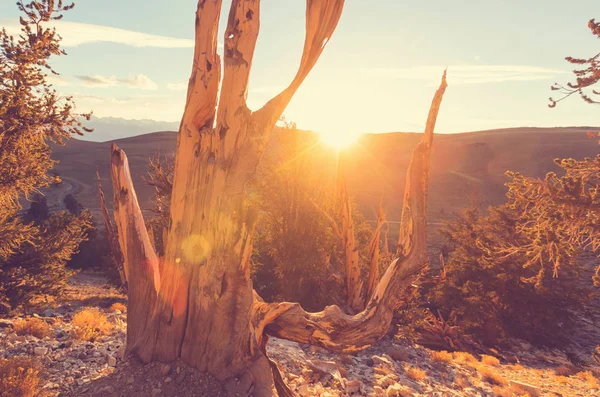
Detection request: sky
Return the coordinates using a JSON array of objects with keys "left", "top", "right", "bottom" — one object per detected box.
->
[{"left": 1, "top": 0, "right": 600, "bottom": 140}]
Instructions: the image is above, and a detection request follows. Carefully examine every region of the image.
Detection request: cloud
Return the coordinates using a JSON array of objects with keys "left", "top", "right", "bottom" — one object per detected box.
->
[
  {"left": 75, "top": 74, "right": 158, "bottom": 90},
  {"left": 363, "top": 65, "right": 566, "bottom": 85},
  {"left": 1, "top": 19, "right": 195, "bottom": 48},
  {"left": 167, "top": 82, "right": 187, "bottom": 91},
  {"left": 122, "top": 75, "right": 158, "bottom": 90}
]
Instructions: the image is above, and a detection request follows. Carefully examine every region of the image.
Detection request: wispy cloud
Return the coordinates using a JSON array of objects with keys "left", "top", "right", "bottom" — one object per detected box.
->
[
  {"left": 363, "top": 65, "right": 566, "bottom": 85},
  {"left": 1, "top": 19, "right": 195, "bottom": 48},
  {"left": 75, "top": 74, "right": 158, "bottom": 90},
  {"left": 167, "top": 82, "right": 187, "bottom": 91}
]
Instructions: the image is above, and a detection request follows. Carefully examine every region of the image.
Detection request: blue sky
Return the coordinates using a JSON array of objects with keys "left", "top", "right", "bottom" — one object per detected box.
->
[{"left": 2, "top": 0, "right": 599, "bottom": 139}]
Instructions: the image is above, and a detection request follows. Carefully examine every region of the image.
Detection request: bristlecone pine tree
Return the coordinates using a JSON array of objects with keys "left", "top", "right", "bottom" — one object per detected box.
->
[
  {"left": 0, "top": 1, "right": 92, "bottom": 309},
  {"left": 110, "top": 1, "right": 448, "bottom": 395}
]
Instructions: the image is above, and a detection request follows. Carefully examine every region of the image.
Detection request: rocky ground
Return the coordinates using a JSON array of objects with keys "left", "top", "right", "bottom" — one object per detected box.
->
[{"left": 1, "top": 271, "right": 599, "bottom": 397}]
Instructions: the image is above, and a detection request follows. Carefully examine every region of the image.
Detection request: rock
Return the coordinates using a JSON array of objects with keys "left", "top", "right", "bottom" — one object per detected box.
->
[
  {"left": 387, "top": 348, "right": 409, "bottom": 362},
  {"left": 160, "top": 363, "right": 171, "bottom": 376},
  {"left": 116, "top": 346, "right": 125, "bottom": 360},
  {"left": 7, "top": 333, "right": 25, "bottom": 342},
  {"left": 386, "top": 383, "right": 414, "bottom": 397},
  {"left": 298, "top": 384, "right": 309, "bottom": 395},
  {"left": 165, "top": 377, "right": 172, "bottom": 383},
  {"left": 106, "top": 355, "right": 117, "bottom": 367},
  {"left": 377, "top": 374, "right": 399, "bottom": 389},
  {"left": 126, "top": 375, "right": 135, "bottom": 384},
  {"left": 151, "top": 388, "right": 162, "bottom": 396},
  {"left": 372, "top": 355, "right": 393, "bottom": 367},
  {"left": 34, "top": 347, "right": 48, "bottom": 356},
  {"left": 366, "top": 357, "right": 375, "bottom": 367},
  {"left": 42, "top": 308, "right": 55, "bottom": 317},
  {"left": 346, "top": 379, "right": 361, "bottom": 393},
  {"left": 509, "top": 380, "right": 541, "bottom": 397}
]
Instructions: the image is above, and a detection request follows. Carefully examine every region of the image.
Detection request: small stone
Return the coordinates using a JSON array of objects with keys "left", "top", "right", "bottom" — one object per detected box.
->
[
  {"left": 106, "top": 355, "right": 117, "bottom": 367},
  {"left": 387, "top": 348, "right": 409, "bottom": 362},
  {"left": 371, "top": 355, "right": 393, "bottom": 367},
  {"left": 126, "top": 375, "right": 135, "bottom": 384},
  {"left": 346, "top": 379, "right": 361, "bottom": 393},
  {"left": 160, "top": 363, "right": 171, "bottom": 376},
  {"left": 366, "top": 357, "right": 375, "bottom": 367},
  {"left": 42, "top": 308, "right": 54, "bottom": 317},
  {"left": 298, "top": 384, "right": 309, "bottom": 395},
  {"left": 34, "top": 347, "right": 48, "bottom": 356},
  {"left": 165, "top": 377, "right": 172, "bottom": 383},
  {"left": 509, "top": 380, "right": 541, "bottom": 397},
  {"left": 116, "top": 347, "right": 125, "bottom": 360},
  {"left": 151, "top": 388, "right": 162, "bottom": 396},
  {"left": 7, "top": 333, "right": 25, "bottom": 342}
]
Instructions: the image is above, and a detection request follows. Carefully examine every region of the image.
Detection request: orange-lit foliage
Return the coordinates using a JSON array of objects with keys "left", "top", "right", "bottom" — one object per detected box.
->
[
  {"left": 0, "top": 1, "right": 91, "bottom": 310},
  {"left": 430, "top": 350, "right": 453, "bottom": 364},
  {"left": 405, "top": 367, "right": 427, "bottom": 381},
  {"left": 71, "top": 308, "right": 113, "bottom": 341},
  {"left": 13, "top": 318, "right": 52, "bottom": 339},
  {"left": 0, "top": 356, "right": 42, "bottom": 397},
  {"left": 109, "top": 302, "right": 127, "bottom": 313},
  {"left": 478, "top": 366, "right": 507, "bottom": 386},
  {"left": 550, "top": 19, "right": 600, "bottom": 107},
  {"left": 429, "top": 156, "right": 598, "bottom": 347}
]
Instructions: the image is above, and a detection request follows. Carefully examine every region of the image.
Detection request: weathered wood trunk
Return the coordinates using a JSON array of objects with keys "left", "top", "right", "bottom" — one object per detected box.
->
[
  {"left": 337, "top": 157, "right": 364, "bottom": 312},
  {"left": 110, "top": 1, "right": 448, "bottom": 395},
  {"left": 111, "top": 1, "right": 345, "bottom": 395}
]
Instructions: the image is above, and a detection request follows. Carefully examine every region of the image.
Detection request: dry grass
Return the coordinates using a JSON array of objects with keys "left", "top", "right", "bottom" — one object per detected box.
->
[
  {"left": 430, "top": 350, "right": 453, "bottom": 364},
  {"left": 405, "top": 367, "right": 427, "bottom": 382},
  {"left": 575, "top": 371, "right": 599, "bottom": 389},
  {"left": 553, "top": 375, "right": 571, "bottom": 385},
  {"left": 479, "top": 366, "right": 507, "bottom": 386},
  {"left": 481, "top": 354, "right": 501, "bottom": 366},
  {"left": 0, "top": 356, "right": 42, "bottom": 397},
  {"left": 108, "top": 302, "right": 127, "bottom": 313},
  {"left": 453, "top": 351, "right": 478, "bottom": 366},
  {"left": 13, "top": 318, "right": 52, "bottom": 339},
  {"left": 492, "top": 386, "right": 512, "bottom": 397},
  {"left": 71, "top": 308, "right": 113, "bottom": 341},
  {"left": 507, "top": 363, "right": 524, "bottom": 371}
]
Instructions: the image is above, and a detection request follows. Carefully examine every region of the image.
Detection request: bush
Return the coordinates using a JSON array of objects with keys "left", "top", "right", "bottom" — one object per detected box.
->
[
  {"left": 0, "top": 1, "right": 90, "bottom": 310},
  {"left": 13, "top": 318, "right": 51, "bottom": 339},
  {"left": 109, "top": 303, "right": 127, "bottom": 313},
  {"left": 478, "top": 366, "right": 507, "bottom": 386},
  {"left": 71, "top": 308, "right": 113, "bottom": 341},
  {"left": 0, "top": 210, "right": 92, "bottom": 308},
  {"left": 405, "top": 367, "right": 426, "bottom": 381},
  {"left": 0, "top": 356, "right": 42, "bottom": 397},
  {"left": 430, "top": 350, "right": 453, "bottom": 364}
]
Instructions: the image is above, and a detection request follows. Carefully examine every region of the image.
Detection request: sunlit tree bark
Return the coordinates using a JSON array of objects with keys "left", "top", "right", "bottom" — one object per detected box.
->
[{"left": 110, "top": 1, "right": 448, "bottom": 395}]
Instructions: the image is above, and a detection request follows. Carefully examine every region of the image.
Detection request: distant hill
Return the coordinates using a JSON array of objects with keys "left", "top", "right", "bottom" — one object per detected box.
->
[
  {"left": 46, "top": 126, "right": 599, "bottom": 245},
  {"left": 79, "top": 116, "right": 180, "bottom": 142}
]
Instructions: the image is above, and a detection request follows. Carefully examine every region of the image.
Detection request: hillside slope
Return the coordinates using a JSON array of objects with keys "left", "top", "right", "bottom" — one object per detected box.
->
[{"left": 48, "top": 126, "right": 598, "bottom": 227}]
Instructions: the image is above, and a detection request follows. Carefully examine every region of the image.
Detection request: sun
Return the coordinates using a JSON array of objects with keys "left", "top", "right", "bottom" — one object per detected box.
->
[{"left": 319, "top": 130, "right": 361, "bottom": 150}]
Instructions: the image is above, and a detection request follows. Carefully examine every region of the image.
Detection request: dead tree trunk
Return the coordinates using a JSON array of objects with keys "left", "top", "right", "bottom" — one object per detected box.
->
[
  {"left": 111, "top": 1, "right": 345, "bottom": 395},
  {"left": 96, "top": 170, "right": 126, "bottom": 285},
  {"left": 365, "top": 201, "right": 386, "bottom": 304},
  {"left": 337, "top": 156, "right": 364, "bottom": 312},
  {"left": 110, "top": 1, "right": 447, "bottom": 395},
  {"left": 252, "top": 71, "right": 447, "bottom": 355}
]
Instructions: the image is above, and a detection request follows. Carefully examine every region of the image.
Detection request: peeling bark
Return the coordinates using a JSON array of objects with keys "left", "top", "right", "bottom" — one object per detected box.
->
[
  {"left": 366, "top": 202, "right": 386, "bottom": 304},
  {"left": 110, "top": 144, "right": 160, "bottom": 352},
  {"left": 337, "top": 157, "right": 364, "bottom": 312},
  {"left": 111, "top": 1, "right": 345, "bottom": 395}
]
